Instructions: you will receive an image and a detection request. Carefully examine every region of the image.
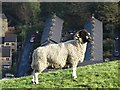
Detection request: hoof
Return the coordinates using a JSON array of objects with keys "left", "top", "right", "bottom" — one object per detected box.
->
[
  {"left": 35, "top": 82, "right": 39, "bottom": 84},
  {"left": 32, "top": 81, "right": 39, "bottom": 84},
  {"left": 33, "top": 82, "right": 39, "bottom": 84},
  {"left": 72, "top": 76, "right": 77, "bottom": 79},
  {"left": 33, "top": 82, "right": 36, "bottom": 84}
]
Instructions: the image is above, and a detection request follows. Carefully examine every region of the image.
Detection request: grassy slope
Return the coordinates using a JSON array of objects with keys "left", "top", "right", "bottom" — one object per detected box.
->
[{"left": 0, "top": 60, "right": 120, "bottom": 88}]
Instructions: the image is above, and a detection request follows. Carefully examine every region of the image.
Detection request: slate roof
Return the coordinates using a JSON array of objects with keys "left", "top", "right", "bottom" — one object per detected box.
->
[
  {"left": 4, "top": 34, "right": 17, "bottom": 42},
  {"left": 0, "top": 37, "right": 3, "bottom": 44},
  {"left": 50, "top": 16, "right": 64, "bottom": 43},
  {"left": 41, "top": 18, "right": 52, "bottom": 45},
  {"left": 84, "top": 17, "right": 103, "bottom": 61},
  {"left": 0, "top": 37, "right": 4, "bottom": 44},
  {"left": 40, "top": 15, "right": 64, "bottom": 46}
]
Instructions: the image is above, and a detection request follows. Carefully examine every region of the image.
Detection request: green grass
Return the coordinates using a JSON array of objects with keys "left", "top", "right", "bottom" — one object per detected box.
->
[{"left": 0, "top": 60, "right": 120, "bottom": 88}]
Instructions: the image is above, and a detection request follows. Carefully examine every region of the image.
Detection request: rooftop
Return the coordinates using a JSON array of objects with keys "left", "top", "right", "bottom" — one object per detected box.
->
[
  {"left": 41, "top": 15, "right": 64, "bottom": 45},
  {"left": 0, "top": 37, "right": 4, "bottom": 44},
  {"left": 4, "top": 34, "right": 17, "bottom": 42}
]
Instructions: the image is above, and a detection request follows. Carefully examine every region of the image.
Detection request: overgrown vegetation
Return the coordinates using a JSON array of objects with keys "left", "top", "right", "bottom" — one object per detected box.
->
[{"left": 0, "top": 60, "right": 119, "bottom": 88}]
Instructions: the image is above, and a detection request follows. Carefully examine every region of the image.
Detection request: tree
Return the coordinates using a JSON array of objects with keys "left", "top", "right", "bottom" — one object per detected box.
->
[
  {"left": 29, "top": 2, "right": 41, "bottom": 25},
  {"left": 2, "top": 2, "right": 41, "bottom": 26},
  {"left": 40, "top": 2, "right": 93, "bottom": 31},
  {"left": 94, "top": 2, "right": 119, "bottom": 57}
]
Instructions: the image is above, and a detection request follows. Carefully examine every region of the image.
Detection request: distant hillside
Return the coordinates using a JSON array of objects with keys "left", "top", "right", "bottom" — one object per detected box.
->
[{"left": 0, "top": 60, "right": 119, "bottom": 88}]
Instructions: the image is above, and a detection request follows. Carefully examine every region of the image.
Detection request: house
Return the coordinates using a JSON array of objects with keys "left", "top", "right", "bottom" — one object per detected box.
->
[
  {"left": 0, "top": 46, "right": 12, "bottom": 68},
  {"left": 84, "top": 16, "right": 103, "bottom": 61},
  {"left": 0, "top": 14, "right": 17, "bottom": 69},
  {"left": 0, "top": 14, "right": 8, "bottom": 48},
  {"left": 0, "top": 13, "right": 8, "bottom": 68},
  {"left": 4, "top": 34, "right": 17, "bottom": 53},
  {"left": 40, "top": 14, "right": 64, "bottom": 46},
  {"left": 0, "top": 14, "right": 8, "bottom": 37}
]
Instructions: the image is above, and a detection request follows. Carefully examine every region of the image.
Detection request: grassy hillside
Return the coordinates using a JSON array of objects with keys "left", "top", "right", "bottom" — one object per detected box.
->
[{"left": 0, "top": 60, "right": 120, "bottom": 88}]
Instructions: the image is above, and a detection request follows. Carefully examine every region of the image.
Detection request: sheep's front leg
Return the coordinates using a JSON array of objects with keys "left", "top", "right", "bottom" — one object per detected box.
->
[
  {"left": 34, "top": 72, "right": 39, "bottom": 84},
  {"left": 72, "top": 66, "right": 77, "bottom": 79},
  {"left": 32, "top": 70, "right": 39, "bottom": 84}
]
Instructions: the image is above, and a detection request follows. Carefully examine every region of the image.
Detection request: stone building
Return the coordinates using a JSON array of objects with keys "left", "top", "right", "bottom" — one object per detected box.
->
[
  {"left": 0, "top": 14, "right": 17, "bottom": 69},
  {"left": 0, "top": 14, "right": 8, "bottom": 37},
  {"left": 84, "top": 17, "right": 103, "bottom": 61}
]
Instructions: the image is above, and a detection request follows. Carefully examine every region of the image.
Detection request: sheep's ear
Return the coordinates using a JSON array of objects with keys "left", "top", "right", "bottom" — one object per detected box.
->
[
  {"left": 74, "top": 30, "right": 81, "bottom": 40},
  {"left": 74, "top": 32, "right": 79, "bottom": 40}
]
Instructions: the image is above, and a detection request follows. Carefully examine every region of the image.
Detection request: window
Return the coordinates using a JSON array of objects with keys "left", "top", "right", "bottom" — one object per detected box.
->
[
  {"left": 2, "top": 58, "right": 4, "bottom": 61},
  {"left": 12, "top": 49, "right": 15, "bottom": 52},
  {"left": 12, "top": 43, "right": 15, "bottom": 45},
  {"left": 6, "top": 58, "right": 9, "bottom": 61},
  {"left": 6, "top": 43, "right": 9, "bottom": 45}
]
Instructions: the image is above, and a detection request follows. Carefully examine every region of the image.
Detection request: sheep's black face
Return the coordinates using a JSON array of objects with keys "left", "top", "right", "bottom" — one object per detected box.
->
[{"left": 75, "top": 29, "right": 92, "bottom": 44}]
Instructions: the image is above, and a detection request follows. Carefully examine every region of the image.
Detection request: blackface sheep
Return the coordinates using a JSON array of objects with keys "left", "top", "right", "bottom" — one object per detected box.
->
[{"left": 31, "top": 29, "right": 92, "bottom": 84}]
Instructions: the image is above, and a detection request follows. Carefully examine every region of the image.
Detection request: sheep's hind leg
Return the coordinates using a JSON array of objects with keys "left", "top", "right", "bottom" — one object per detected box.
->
[
  {"left": 32, "top": 70, "right": 39, "bottom": 84},
  {"left": 32, "top": 70, "right": 35, "bottom": 84}
]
